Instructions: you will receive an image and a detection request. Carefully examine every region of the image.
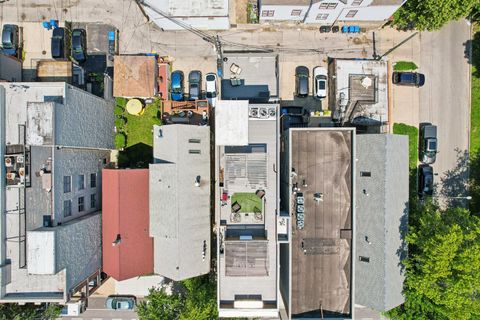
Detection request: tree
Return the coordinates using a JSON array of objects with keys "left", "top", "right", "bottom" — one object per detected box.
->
[
  {"left": 0, "top": 303, "right": 62, "bottom": 320},
  {"left": 137, "top": 274, "right": 218, "bottom": 320},
  {"left": 386, "top": 201, "right": 480, "bottom": 319},
  {"left": 393, "top": 0, "right": 480, "bottom": 31}
]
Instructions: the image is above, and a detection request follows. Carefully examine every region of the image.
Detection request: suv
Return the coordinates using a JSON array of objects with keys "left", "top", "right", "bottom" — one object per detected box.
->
[
  {"left": 2, "top": 24, "right": 19, "bottom": 56},
  {"left": 313, "top": 66, "right": 327, "bottom": 99},
  {"left": 419, "top": 123, "right": 437, "bottom": 164},
  {"left": 295, "top": 66, "right": 309, "bottom": 97},
  {"left": 205, "top": 73, "right": 218, "bottom": 107},
  {"left": 392, "top": 72, "right": 425, "bottom": 87},
  {"left": 171, "top": 70, "right": 185, "bottom": 101},
  {"left": 71, "top": 29, "right": 86, "bottom": 63},
  {"left": 188, "top": 70, "right": 202, "bottom": 100},
  {"left": 51, "top": 27, "right": 65, "bottom": 59},
  {"left": 418, "top": 165, "right": 434, "bottom": 198}
]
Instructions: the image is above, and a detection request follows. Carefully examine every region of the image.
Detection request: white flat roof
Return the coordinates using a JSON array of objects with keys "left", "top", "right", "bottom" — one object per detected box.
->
[{"left": 215, "top": 100, "right": 249, "bottom": 146}]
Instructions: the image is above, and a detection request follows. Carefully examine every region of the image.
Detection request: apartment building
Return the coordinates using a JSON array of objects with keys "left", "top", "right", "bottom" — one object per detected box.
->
[
  {"left": 0, "top": 83, "right": 114, "bottom": 303},
  {"left": 260, "top": 0, "right": 406, "bottom": 25}
]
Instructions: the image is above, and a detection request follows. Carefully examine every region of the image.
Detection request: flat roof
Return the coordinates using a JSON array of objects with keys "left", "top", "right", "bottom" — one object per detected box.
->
[
  {"left": 289, "top": 128, "right": 354, "bottom": 317},
  {"left": 145, "top": 0, "right": 228, "bottom": 17},
  {"left": 222, "top": 54, "right": 278, "bottom": 98},
  {"left": 150, "top": 124, "right": 211, "bottom": 281},
  {"left": 113, "top": 55, "right": 157, "bottom": 98},
  {"left": 215, "top": 100, "right": 249, "bottom": 146}
]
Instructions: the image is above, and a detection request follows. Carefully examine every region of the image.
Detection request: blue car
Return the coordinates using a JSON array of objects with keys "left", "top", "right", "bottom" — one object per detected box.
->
[
  {"left": 2, "top": 24, "right": 19, "bottom": 56},
  {"left": 171, "top": 70, "right": 184, "bottom": 101}
]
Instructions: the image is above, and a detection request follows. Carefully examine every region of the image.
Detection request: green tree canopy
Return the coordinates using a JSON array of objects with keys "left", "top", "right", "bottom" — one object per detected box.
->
[
  {"left": 386, "top": 201, "right": 480, "bottom": 319},
  {"left": 393, "top": 0, "right": 480, "bottom": 31},
  {"left": 0, "top": 303, "right": 61, "bottom": 320},
  {"left": 137, "top": 274, "right": 218, "bottom": 320}
]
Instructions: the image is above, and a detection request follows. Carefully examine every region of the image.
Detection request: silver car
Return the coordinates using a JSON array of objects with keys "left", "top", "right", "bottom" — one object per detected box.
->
[{"left": 105, "top": 295, "right": 136, "bottom": 310}]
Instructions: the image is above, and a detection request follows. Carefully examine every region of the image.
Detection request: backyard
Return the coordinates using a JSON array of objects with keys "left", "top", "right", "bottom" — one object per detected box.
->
[
  {"left": 114, "top": 97, "right": 162, "bottom": 168},
  {"left": 231, "top": 192, "right": 263, "bottom": 213}
]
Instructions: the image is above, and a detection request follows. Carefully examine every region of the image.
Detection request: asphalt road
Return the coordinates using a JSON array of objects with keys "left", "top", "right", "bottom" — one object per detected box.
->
[{"left": 419, "top": 20, "right": 471, "bottom": 204}]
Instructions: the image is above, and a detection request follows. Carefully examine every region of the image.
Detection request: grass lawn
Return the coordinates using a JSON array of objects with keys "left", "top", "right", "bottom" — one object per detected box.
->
[
  {"left": 231, "top": 193, "right": 263, "bottom": 213},
  {"left": 393, "top": 61, "right": 418, "bottom": 71},
  {"left": 393, "top": 123, "right": 419, "bottom": 198},
  {"left": 471, "top": 26, "right": 480, "bottom": 153},
  {"left": 115, "top": 97, "right": 162, "bottom": 168}
]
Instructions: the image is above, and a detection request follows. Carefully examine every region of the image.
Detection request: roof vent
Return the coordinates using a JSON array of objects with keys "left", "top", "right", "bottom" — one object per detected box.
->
[{"left": 195, "top": 175, "right": 201, "bottom": 187}]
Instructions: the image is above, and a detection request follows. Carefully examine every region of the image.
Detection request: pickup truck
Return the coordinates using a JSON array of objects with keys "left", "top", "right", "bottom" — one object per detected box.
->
[{"left": 420, "top": 123, "right": 437, "bottom": 164}]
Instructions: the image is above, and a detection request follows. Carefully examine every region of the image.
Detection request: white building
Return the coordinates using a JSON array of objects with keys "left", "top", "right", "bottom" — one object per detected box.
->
[
  {"left": 260, "top": 0, "right": 406, "bottom": 25},
  {"left": 142, "top": 0, "right": 230, "bottom": 31},
  {"left": 0, "top": 83, "right": 114, "bottom": 303}
]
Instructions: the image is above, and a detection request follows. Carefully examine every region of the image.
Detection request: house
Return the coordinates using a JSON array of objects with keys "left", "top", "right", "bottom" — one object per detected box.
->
[
  {"left": 215, "top": 101, "right": 280, "bottom": 318},
  {"left": 280, "top": 127, "right": 355, "bottom": 319},
  {"left": 355, "top": 134, "right": 408, "bottom": 312},
  {"left": 113, "top": 55, "right": 158, "bottom": 98},
  {"left": 0, "top": 82, "right": 114, "bottom": 303},
  {"left": 329, "top": 58, "right": 389, "bottom": 131},
  {"left": 142, "top": 0, "right": 230, "bottom": 31},
  {"left": 260, "top": 0, "right": 406, "bottom": 26},
  {"left": 149, "top": 124, "right": 211, "bottom": 281},
  {"left": 102, "top": 169, "right": 154, "bottom": 282},
  {"left": 221, "top": 53, "right": 279, "bottom": 103}
]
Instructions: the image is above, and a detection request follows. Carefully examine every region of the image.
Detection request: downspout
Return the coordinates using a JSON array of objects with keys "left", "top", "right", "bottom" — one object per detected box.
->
[{"left": 302, "top": 0, "right": 314, "bottom": 23}]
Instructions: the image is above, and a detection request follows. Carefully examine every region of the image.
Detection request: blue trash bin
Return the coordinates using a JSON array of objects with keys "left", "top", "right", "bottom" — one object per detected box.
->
[
  {"left": 342, "top": 26, "right": 348, "bottom": 33},
  {"left": 354, "top": 26, "right": 360, "bottom": 33},
  {"left": 50, "top": 19, "right": 58, "bottom": 28},
  {"left": 348, "top": 26, "right": 355, "bottom": 33},
  {"left": 42, "top": 21, "right": 51, "bottom": 30}
]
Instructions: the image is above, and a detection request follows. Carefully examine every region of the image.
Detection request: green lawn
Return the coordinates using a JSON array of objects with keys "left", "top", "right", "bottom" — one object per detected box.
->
[
  {"left": 231, "top": 193, "right": 263, "bottom": 213},
  {"left": 393, "top": 123, "right": 419, "bottom": 169},
  {"left": 115, "top": 97, "right": 162, "bottom": 168},
  {"left": 393, "top": 61, "right": 418, "bottom": 71}
]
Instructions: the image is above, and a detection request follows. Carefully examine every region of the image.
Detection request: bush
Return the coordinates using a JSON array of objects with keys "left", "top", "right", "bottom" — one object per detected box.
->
[
  {"left": 114, "top": 133, "right": 126, "bottom": 149},
  {"left": 115, "top": 97, "right": 127, "bottom": 108},
  {"left": 114, "top": 106, "right": 124, "bottom": 117},
  {"left": 114, "top": 118, "right": 126, "bottom": 129},
  {"left": 394, "top": 61, "right": 418, "bottom": 71}
]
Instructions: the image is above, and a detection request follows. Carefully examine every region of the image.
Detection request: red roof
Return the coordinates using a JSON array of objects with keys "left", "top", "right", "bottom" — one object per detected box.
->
[{"left": 102, "top": 169, "right": 153, "bottom": 281}]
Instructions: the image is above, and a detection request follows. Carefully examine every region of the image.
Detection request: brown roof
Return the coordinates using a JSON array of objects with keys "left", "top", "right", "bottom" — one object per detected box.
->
[{"left": 113, "top": 55, "right": 157, "bottom": 98}]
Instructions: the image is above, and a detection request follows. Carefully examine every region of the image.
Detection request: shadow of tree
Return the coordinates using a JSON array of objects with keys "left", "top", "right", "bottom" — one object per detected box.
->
[
  {"left": 118, "top": 142, "right": 153, "bottom": 169},
  {"left": 473, "top": 30, "right": 480, "bottom": 77},
  {"left": 439, "top": 149, "right": 470, "bottom": 208},
  {"left": 396, "top": 202, "right": 409, "bottom": 274}
]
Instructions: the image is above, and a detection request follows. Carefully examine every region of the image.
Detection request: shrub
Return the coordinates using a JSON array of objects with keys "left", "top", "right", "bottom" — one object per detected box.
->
[
  {"left": 114, "top": 133, "right": 126, "bottom": 149},
  {"left": 115, "top": 118, "right": 126, "bottom": 129},
  {"left": 394, "top": 61, "right": 418, "bottom": 71},
  {"left": 114, "top": 106, "right": 124, "bottom": 117}
]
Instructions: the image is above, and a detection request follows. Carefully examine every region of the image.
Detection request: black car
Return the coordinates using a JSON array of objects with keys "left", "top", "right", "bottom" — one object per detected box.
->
[
  {"left": 392, "top": 72, "right": 425, "bottom": 87},
  {"left": 51, "top": 27, "right": 65, "bottom": 59},
  {"left": 295, "top": 66, "right": 309, "bottom": 97},
  {"left": 2, "top": 24, "right": 19, "bottom": 56},
  {"left": 188, "top": 70, "right": 202, "bottom": 100},
  {"left": 71, "top": 29, "right": 86, "bottom": 63},
  {"left": 418, "top": 165, "right": 434, "bottom": 198}
]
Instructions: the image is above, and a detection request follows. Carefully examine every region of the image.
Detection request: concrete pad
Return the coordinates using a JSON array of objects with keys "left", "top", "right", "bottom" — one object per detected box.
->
[{"left": 21, "top": 22, "right": 55, "bottom": 79}]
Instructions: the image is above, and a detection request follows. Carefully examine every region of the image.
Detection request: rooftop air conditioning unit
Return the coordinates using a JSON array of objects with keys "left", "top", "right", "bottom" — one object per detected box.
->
[
  {"left": 249, "top": 107, "right": 259, "bottom": 118},
  {"left": 16, "top": 155, "right": 24, "bottom": 163}
]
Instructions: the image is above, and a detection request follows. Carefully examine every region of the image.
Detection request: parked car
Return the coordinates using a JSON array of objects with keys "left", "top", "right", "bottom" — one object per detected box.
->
[
  {"left": 2, "top": 24, "right": 19, "bottom": 56},
  {"left": 171, "top": 70, "right": 185, "bottom": 101},
  {"left": 295, "top": 66, "right": 309, "bottom": 97},
  {"left": 418, "top": 165, "right": 434, "bottom": 198},
  {"left": 392, "top": 72, "right": 425, "bottom": 87},
  {"left": 205, "top": 72, "right": 218, "bottom": 107},
  {"left": 188, "top": 70, "right": 202, "bottom": 101},
  {"left": 51, "top": 27, "right": 65, "bottom": 59},
  {"left": 313, "top": 66, "right": 328, "bottom": 99},
  {"left": 419, "top": 123, "right": 437, "bottom": 164},
  {"left": 71, "top": 29, "right": 86, "bottom": 63},
  {"left": 105, "top": 295, "right": 136, "bottom": 310}
]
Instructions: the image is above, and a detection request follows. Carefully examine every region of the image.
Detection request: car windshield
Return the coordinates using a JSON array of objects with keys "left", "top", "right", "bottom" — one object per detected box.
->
[
  {"left": 206, "top": 91, "right": 216, "bottom": 98},
  {"left": 428, "top": 141, "right": 437, "bottom": 150},
  {"left": 206, "top": 74, "right": 215, "bottom": 81},
  {"left": 2, "top": 32, "right": 12, "bottom": 48},
  {"left": 318, "top": 80, "right": 326, "bottom": 90}
]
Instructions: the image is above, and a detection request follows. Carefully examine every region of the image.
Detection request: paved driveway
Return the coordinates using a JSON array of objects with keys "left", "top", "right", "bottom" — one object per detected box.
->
[{"left": 61, "top": 296, "right": 138, "bottom": 320}]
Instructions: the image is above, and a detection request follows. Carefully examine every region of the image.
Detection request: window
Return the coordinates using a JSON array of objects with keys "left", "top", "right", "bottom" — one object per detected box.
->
[
  {"left": 316, "top": 13, "right": 329, "bottom": 20},
  {"left": 291, "top": 9, "right": 302, "bottom": 16},
  {"left": 78, "top": 197, "right": 85, "bottom": 212},
  {"left": 63, "top": 176, "right": 71, "bottom": 193},
  {"left": 90, "top": 173, "right": 97, "bottom": 188},
  {"left": 359, "top": 256, "right": 370, "bottom": 263},
  {"left": 345, "top": 10, "right": 358, "bottom": 18},
  {"left": 352, "top": 0, "right": 363, "bottom": 5},
  {"left": 319, "top": 2, "right": 337, "bottom": 9},
  {"left": 189, "top": 138, "right": 201, "bottom": 143},
  {"left": 90, "top": 194, "right": 96, "bottom": 209},
  {"left": 63, "top": 200, "right": 72, "bottom": 217},
  {"left": 77, "top": 175, "right": 85, "bottom": 190},
  {"left": 189, "top": 149, "right": 201, "bottom": 154},
  {"left": 261, "top": 10, "right": 275, "bottom": 17},
  {"left": 360, "top": 171, "right": 371, "bottom": 177}
]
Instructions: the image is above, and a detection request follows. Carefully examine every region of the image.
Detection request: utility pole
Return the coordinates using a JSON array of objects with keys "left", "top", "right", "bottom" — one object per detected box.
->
[{"left": 215, "top": 35, "right": 224, "bottom": 78}]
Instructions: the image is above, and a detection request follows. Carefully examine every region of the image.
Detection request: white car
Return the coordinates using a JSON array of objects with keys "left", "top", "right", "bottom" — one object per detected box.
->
[
  {"left": 205, "top": 73, "right": 218, "bottom": 107},
  {"left": 313, "top": 66, "right": 328, "bottom": 99}
]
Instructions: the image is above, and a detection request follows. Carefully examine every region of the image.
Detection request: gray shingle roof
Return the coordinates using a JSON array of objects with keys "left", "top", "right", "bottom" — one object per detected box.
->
[{"left": 355, "top": 134, "right": 408, "bottom": 312}]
